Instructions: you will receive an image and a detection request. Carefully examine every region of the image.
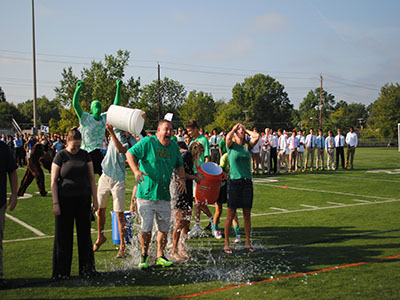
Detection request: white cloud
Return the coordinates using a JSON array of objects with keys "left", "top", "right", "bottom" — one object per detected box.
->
[
  {"left": 170, "top": 11, "right": 188, "bottom": 24},
  {"left": 198, "top": 37, "right": 254, "bottom": 62},
  {"left": 152, "top": 48, "right": 168, "bottom": 57},
  {"left": 249, "top": 12, "right": 288, "bottom": 33}
]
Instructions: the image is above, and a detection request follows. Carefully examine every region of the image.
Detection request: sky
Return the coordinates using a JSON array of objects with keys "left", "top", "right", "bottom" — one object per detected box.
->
[{"left": 1, "top": 0, "right": 400, "bottom": 108}]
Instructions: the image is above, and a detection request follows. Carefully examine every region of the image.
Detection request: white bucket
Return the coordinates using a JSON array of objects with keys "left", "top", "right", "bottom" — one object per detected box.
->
[{"left": 106, "top": 105, "right": 145, "bottom": 135}]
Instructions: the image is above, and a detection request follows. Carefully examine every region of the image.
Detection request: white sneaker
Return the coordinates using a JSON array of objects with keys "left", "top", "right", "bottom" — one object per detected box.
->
[
  {"left": 234, "top": 235, "right": 241, "bottom": 243},
  {"left": 214, "top": 230, "right": 222, "bottom": 239},
  {"left": 188, "top": 223, "right": 203, "bottom": 239}
]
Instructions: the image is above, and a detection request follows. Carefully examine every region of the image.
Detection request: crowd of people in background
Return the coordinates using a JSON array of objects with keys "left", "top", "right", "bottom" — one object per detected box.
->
[{"left": 179, "top": 126, "right": 358, "bottom": 175}]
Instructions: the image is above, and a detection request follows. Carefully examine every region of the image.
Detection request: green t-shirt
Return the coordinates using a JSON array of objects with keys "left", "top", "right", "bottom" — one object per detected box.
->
[
  {"left": 171, "top": 135, "right": 177, "bottom": 142},
  {"left": 128, "top": 135, "right": 183, "bottom": 201},
  {"left": 227, "top": 142, "right": 252, "bottom": 180},
  {"left": 189, "top": 134, "right": 210, "bottom": 173},
  {"left": 219, "top": 139, "right": 227, "bottom": 156}
]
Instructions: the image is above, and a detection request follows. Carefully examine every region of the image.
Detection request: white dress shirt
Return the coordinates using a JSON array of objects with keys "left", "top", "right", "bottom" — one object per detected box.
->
[
  {"left": 287, "top": 136, "right": 299, "bottom": 150},
  {"left": 305, "top": 134, "right": 316, "bottom": 148},
  {"left": 335, "top": 135, "right": 345, "bottom": 147},
  {"left": 278, "top": 135, "right": 287, "bottom": 151},
  {"left": 346, "top": 132, "right": 358, "bottom": 147},
  {"left": 297, "top": 135, "right": 305, "bottom": 152}
]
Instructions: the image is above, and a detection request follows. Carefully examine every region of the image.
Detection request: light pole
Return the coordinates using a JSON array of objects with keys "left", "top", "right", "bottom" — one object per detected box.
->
[{"left": 31, "top": 0, "right": 38, "bottom": 134}]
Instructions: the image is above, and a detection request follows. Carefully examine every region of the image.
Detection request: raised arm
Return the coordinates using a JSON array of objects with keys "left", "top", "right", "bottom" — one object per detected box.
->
[
  {"left": 72, "top": 81, "right": 84, "bottom": 121},
  {"left": 113, "top": 79, "right": 122, "bottom": 106},
  {"left": 245, "top": 128, "right": 260, "bottom": 149},
  {"left": 226, "top": 123, "right": 241, "bottom": 149},
  {"left": 106, "top": 123, "right": 127, "bottom": 153}
]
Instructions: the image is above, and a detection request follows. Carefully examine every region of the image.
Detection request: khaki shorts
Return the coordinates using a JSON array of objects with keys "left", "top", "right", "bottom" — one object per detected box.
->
[
  {"left": 136, "top": 198, "right": 170, "bottom": 233},
  {"left": 97, "top": 173, "right": 126, "bottom": 212}
]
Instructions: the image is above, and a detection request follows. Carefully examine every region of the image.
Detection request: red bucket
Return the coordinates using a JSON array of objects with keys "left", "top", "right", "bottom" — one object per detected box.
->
[{"left": 195, "top": 162, "right": 223, "bottom": 205}]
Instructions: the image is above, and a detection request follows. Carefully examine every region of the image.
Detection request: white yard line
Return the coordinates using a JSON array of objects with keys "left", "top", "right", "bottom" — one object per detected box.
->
[
  {"left": 4, "top": 229, "right": 113, "bottom": 243},
  {"left": 306, "top": 173, "right": 400, "bottom": 183},
  {"left": 352, "top": 199, "right": 372, "bottom": 203},
  {"left": 327, "top": 201, "right": 346, "bottom": 206},
  {"left": 250, "top": 198, "right": 400, "bottom": 218},
  {"left": 270, "top": 207, "right": 289, "bottom": 212},
  {"left": 5, "top": 213, "right": 46, "bottom": 236},
  {"left": 254, "top": 182, "right": 396, "bottom": 201},
  {"left": 300, "top": 204, "right": 319, "bottom": 209}
]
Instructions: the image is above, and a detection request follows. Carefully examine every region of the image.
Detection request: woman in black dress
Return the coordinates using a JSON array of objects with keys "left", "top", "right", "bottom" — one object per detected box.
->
[{"left": 51, "top": 128, "right": 98, "bottom": 279}]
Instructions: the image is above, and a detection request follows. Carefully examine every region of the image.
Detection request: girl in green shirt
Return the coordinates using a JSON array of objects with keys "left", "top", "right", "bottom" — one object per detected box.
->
[{"left": 224, "top": 123, "right": 259, "bottom": 254}]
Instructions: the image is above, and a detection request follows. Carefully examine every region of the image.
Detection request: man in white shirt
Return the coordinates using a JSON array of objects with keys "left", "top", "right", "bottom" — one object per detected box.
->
[
  {"left": 315, "top": 129, "right": 325, "bottom": 171},
  {"left": 277, "top": 129, "right": 288, "bottom": 174},
  {"left": 250, "top": 128, "right": 262, "bottom": 174},
  {"left": 303, "top": 128, "right": 316, "bottom": 172},
  {"left": 270, "top": 131, "right": 278, "bottom": 174},
  {"left": 297, "top": 130, "right": 305, "bottom": 170},
  {"left": 335, "top": 129, "right": 345, "bottom": 170},
  {"left": 345, "top": 127, "right": 358, "bottom": 169},
  {"left": 261, "top": 128, "right": 271, "bottom": 174},
  {"left": 209, "top": 129, "right": 222, "bottom": 164},
  {"left": 287, "top": 130, "right": 299, "bottom": 172},
  {"left": 325, "top": 130, "right": 336, "bottom": 170}
]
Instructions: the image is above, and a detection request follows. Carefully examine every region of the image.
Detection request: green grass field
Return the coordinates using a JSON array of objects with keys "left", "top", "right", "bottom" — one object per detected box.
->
[{"left": 2, "top": 147, "right": 400, "bottom": 299}]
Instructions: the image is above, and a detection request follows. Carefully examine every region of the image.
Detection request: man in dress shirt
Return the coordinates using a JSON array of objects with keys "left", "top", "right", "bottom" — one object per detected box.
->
[
  {"left": 261, "top": 128, "right": 271, "bottom": 174},
  {"left": 325, "top": 130, "right": 336, "bottom": 170},
  {"left": 315, "top": 129, "right": 325, "bottom": 171},
  {"left": 297, "top": 130, "right": 305, "bottom": 170},
  {"left": 287, "top": 130, "right": 299, "bottom": 172},
  {"left": 209, "top": 129, "right": 222, "bottom": 163},
  {"left": 345, "top": 127, "right": 358, "bottom": 169},
  {"left": 335, "top": 129, "right": 345, "bottom": 170},
  {"left": 276, "top": 129, "right": 288, "bottom": 174},
  {"left": 303, "top": 128, "right": 316, "bottom": 172},
  {"left": 270, "top": 131, "right": 278, "bottom": 174}
]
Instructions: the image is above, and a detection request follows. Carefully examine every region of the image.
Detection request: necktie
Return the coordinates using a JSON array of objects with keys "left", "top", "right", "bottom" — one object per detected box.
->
[{"left": 293, "top": 137, "right": 295, "bottom": 149}]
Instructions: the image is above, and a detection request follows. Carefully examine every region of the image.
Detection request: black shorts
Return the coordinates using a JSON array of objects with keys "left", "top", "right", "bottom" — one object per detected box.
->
[
  {"left": 227, "top": 178, "right": 253, "bottom": 209},
  {"left": 217, "top": 180, "right": 227, "bottom": 204},
  {"left": 175, "top": 194, "right": 194, "bottom": 210},
  {"left": 89, "top": 149, "right": 104, "bottom": 175}
]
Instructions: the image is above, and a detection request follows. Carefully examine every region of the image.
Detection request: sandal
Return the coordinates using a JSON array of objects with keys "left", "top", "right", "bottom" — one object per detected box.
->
[
  {"left": 116, "top": 248, "right": 127, "bottom": 258},
  {"left": 93, "top": 236, "right": 107, "bottom": 252},
  {"left": 223, "top": 247, "right": 233, "bottom": 254},
  {"left": 246, "top": 246, "right": 256, "bottom": 253}
]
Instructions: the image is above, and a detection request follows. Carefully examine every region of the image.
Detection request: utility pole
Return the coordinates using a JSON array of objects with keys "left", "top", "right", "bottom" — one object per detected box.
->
[
  {"left": 157, "top": 63, "right": 161, "bottom": 121},
  {"left": 31, "top": 0, "right": 38, "bottom": 135},
  {"left": 319, "top": 74, "right": 323, "bottom": 129}
]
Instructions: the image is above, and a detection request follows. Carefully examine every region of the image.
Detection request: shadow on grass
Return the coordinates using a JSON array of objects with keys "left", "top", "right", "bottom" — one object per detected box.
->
[{"left": 4, "top": 226, "right": 400, "bottom": 293}]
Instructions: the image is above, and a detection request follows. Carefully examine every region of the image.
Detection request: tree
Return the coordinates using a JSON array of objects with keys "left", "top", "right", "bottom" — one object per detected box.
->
[
  {"left": 367, "top": 83, "right": 400, "bottom": 139},
  {"left": 0, "top": 87, "right": 6, "bottom": 102},
  {"left": 53, "top": 50, "right": 141, "bottom": 133},
  {"left": 180, "top": 90, "right": 216, "bottom": 129},
  {"left": 209, "top": 101, "right": 242, "bottom": 132},
  {"left": 0, "top": 101, "right": 23, "bottom": 128},
  {"left": 298, "top": 88, "right": 335, "bottom": 131},
  {"left": 17, "top": 96, "right": 61, "bottom": 125},
  {"left": 138, "top": 77, "right": 186, "bottom": 129},
  {"left": 231, "top": 74, "right": 293, "bottom": 130},
  {"left": 329, "top": 101, "right": 368, "bottom": 131}
]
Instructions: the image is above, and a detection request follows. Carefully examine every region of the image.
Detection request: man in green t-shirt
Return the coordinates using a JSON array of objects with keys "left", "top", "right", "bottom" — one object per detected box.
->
[
  {"left": 219, "top": 132, "right": 227, "bottom": 157},
  {"left": 126, "top": 120, "right": 186, "bottom": 269},
  {"left": 185, "top": 119, "right": 214, "bottom": 238}
]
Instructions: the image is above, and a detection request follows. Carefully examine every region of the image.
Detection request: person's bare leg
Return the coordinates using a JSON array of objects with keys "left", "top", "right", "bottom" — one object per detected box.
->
[
  {"left": 178, "top": 209, "right": 192, "bottom": 258},
  {"left": 116, "top": 212, "right": 126, "bottom": 256},
  {"left": 224, "top": 208, "right": 236, "bottom": 253},
  {"left": 94, "top": 208, "right": 107, "bottom": 251},
  {"left": 140, "top": 231, "right": 152, "bottom": 255},
  {"left": 243, "top": 208, "right": 255, "bottom": 252},
  {"left": 157, "top": 231, "right": 168, "bottom": 258},
  {"left": 171, "top": 210, "right": 185, "bottom": 261}
]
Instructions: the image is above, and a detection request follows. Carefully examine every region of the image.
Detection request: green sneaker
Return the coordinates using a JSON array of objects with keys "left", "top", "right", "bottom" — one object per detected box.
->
[
  {"left": 156, "top": 256, "right": 173, "bottom": 267},
  {"left": 138, "top": 254, "right": 149, "bottom": 270}
]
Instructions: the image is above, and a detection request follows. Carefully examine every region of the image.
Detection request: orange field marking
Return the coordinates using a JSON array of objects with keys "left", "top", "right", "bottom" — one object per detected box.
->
[{"left": 165, "top": 254, "right": 400, "bottom": 299}]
